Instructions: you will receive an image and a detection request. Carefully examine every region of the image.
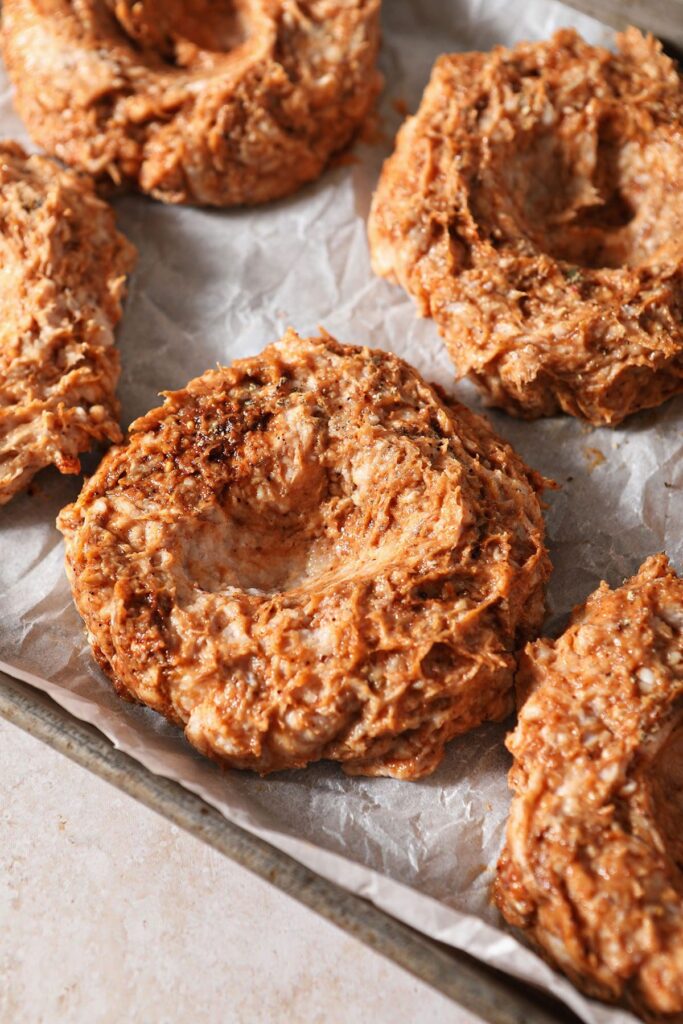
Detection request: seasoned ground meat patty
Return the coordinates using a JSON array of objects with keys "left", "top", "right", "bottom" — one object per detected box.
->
[
  {"left": 0, "top": 142, "right": 135, "bottom": 506},
  {"left": 368, "top": 29, "right": 683, "bottom": 425},
  {"left": 495, "top": 555, "right": 683, "bottom": 1020},
  {"left": 1, "top": 0, "right": 381, "bottom": 206},
  {"left": 58, "top": 330, "right": 550, "bottom": 778}
]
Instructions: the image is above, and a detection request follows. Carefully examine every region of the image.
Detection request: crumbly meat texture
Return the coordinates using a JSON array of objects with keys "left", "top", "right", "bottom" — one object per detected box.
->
[
  {"left": 1, "top": 0, "right": 381, "bottom": 206},
  {"left": 0, "top": 142, "right": 136, "bottom": 506},
  {"left": 58, "top": 330, "right": 550, "bottom": 778},
  {"left": 495, "top": 555, "right": 683, "bottom": 1021},
  {"left": 368, "top": 29, "right": 683, "bottom": 426}
]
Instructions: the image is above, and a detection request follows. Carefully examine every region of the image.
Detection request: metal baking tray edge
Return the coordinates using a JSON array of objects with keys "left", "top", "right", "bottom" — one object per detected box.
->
[
  {"left": 560, "top": 0, "right": 683, "bottom": 51},
  {"left": 0, "top": 666, "right": 584, "bottom": 1024}
]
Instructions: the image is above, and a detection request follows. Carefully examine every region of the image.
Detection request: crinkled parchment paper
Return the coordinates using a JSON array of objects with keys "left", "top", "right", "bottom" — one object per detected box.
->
[{"left": 1, "top": 3, "right": 681, "bottom": 1021}]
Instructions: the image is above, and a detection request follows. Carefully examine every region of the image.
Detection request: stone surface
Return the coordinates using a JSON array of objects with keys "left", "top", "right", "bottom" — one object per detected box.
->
[{"left": 0, "top": 719, "right": 478, "bottom": 1023}]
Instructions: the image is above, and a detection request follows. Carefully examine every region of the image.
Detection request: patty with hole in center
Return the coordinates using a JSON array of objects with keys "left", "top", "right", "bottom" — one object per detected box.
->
[
  {"left": 0, "top": 141, "right": 135, "bottom": 505},
  {"left": 369, "top": 29, "right": 683, "bottom": 425},
  {"left": 57, "top": 330, "right": 550, "bottom": 777},
  {"left": 496, "top": 554, "right": 683, "bottom": 1020},
  {"left": 2, "top": 0, "right": 381, "bottom": 206}
]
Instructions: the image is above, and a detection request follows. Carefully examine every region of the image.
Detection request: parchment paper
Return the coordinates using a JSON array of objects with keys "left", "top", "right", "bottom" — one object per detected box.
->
[{"left": 1, "top": 3, "right": 681, "bottom": 1021}]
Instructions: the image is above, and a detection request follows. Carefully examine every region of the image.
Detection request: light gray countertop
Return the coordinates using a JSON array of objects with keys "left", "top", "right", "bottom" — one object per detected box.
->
[{"left": 0, "top": 718, "right": 479, "bottom": 1024}]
